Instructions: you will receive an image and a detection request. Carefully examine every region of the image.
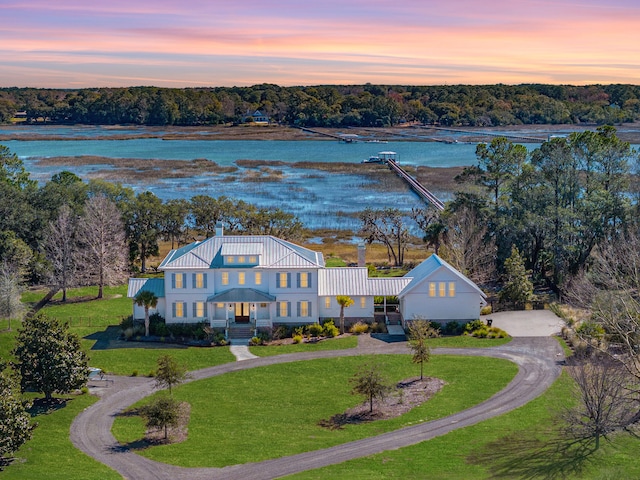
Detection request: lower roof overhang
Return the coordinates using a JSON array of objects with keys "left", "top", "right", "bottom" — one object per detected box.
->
[{"left": 207, "top": 288, "right": 276, "bottom": 303}]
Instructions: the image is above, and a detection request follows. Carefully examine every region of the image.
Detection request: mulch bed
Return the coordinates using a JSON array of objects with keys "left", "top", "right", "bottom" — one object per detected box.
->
[{"left": 318, "top": 376, "right": 446, "bottom": 430}]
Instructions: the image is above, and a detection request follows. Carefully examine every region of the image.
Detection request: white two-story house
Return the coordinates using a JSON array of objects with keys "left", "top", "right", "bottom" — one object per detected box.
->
[{"left": 127, "top": 227, "right": 486, "bottom": 336}]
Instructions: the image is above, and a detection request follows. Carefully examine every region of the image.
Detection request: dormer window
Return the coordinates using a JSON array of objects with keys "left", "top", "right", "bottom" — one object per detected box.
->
[{"left": 221, "top": 243, "right": 263, "bottom": 266}]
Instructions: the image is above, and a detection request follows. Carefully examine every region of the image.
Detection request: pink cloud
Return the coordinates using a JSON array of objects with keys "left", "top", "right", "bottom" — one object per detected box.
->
[{"left": 1, "top": 1, "right": 639, "bottom": 87}]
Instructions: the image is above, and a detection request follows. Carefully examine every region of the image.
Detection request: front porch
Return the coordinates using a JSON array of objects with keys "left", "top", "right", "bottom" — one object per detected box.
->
[{"left": 207, "top": 288, "right": 275, "bottom": 339}]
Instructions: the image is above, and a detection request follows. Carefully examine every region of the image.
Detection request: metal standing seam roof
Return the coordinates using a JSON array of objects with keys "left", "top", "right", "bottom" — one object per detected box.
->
[
  {"left": 206, "top": 288, "right": 276, "bottom": 303},
  {"left": 317, "top": 268, "right": 411, "bottom": 296},
  {"left": 220, "top": 242, "right": 264, "bottom": 256},
  {"left": 400, "top": 254, "right": 487, "bottom": 298},
  {"left": 127, "top": 278, "right": 166, "bottom": 298},
  {"left": 159, "top": 235, "right": 324, "bottom": 270}
]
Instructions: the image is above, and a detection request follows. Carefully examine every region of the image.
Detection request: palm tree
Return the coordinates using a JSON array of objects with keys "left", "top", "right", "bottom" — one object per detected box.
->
[
  {"left": 336, "top": 295, "right": 354, "bottom": 334},
  {"left": 134, "top": 290, "right": 158, "bottom": 337}
]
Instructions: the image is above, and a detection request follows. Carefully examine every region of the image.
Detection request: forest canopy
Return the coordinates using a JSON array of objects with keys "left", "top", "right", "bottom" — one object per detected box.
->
[{"left": 1, "top": 83, "right": 639, "bottom": 127}]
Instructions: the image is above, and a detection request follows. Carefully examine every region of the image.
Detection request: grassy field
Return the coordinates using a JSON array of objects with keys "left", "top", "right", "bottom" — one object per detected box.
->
[
  {"left": 285, "top": 371, "right": 640, "bottom": 480},
  {"left": 111, "top": 354, "right": 517, "bottom": 468},
  {"left": 1, "top": 392, "right": 121, "bottom": 480}
]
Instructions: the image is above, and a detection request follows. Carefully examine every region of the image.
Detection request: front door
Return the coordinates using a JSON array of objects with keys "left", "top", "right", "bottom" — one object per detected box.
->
[{"left": 234, "top": 302, "right": 250, "bottom": 323}]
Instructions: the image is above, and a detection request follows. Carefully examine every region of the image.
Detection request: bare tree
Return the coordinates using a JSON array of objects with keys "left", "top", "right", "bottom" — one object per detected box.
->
[
  {"left": 441, "top": 206, "right": 496, "bottom": 285},
  {"left": 565, "top": 228, "right": 640, "bottom": 416},
  {"left": 77, "top": 195, "right": 128, "bottom": 299},
  {"left": 563, "top": 356, "right": 637, "bottom": 450},
  {"left": 411, "top": 206, "right": 446, "bottom": 255},
  {"left": 359, "top": 207, "right": 409, "bottom": 266},
  {"left": 0, "top": 260, "right": 25, "bottom": 330},
  {"left": 44, "top": 204, "right": 79, "bottom": 302}
]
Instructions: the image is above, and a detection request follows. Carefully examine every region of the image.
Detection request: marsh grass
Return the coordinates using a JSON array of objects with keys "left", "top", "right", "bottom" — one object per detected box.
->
[{"left": 33, "top": 156, "right": 238, "bottom": 182}]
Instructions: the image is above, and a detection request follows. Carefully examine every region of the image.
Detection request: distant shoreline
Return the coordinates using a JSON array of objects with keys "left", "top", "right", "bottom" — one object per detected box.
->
[{"left": 3, "top": 123, "right": 640, "bottom": 143}]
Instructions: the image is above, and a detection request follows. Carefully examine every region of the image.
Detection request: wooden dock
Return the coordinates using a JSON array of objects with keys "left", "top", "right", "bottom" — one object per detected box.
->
[
  {"left": 299, "top": 127, "right": 360, "bottom": 142},
  {"left": 387, "top": 160, "right": 445, "bottom": 211}
]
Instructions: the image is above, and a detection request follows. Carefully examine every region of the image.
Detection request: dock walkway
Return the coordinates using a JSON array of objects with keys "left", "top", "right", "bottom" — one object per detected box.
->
[{"left": 387, "top": 160, "right": 445, "bottom": 211}]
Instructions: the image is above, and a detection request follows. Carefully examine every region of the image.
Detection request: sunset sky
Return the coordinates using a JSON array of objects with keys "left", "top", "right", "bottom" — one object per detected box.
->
[{"left": 2, "top": 0, "right": 639, "bottom": 88}]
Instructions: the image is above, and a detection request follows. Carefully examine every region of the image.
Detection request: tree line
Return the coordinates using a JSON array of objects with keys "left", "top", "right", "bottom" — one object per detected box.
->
[
  {"left": 1, "top": 83, "right": 640, "bottom": 127},
  {"left": 0, "top": 146, "right": 303, "bottom": 310}
]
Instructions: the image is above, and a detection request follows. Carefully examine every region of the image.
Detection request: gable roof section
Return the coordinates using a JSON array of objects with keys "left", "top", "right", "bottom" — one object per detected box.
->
[
  {"left": 127, "top": 278, "right": 165, "bottom": 298},
  {"left": 399, "top": 254, "right": 486, "bottom": 298},
  {"left": 159, "top": 235, "right": 324, "bottom": 270}
]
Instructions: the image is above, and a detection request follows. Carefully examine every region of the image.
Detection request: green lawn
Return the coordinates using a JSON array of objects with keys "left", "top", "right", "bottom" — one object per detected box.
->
[
  {"left": 79, "top": 330, "right": 236, "bottom": 376},
  {"left": 22, "top": 285, "right": 132, "bottom": 327},
  {"left": 250, "top": 335, "right": 358, "bottom": 356},
  {"left": 285, "top": 371, "right": 640, "bottom": 479},
  {"left": 112, "top": 354, "right": 517, "bottom": 468},
  {"left": 2, "top": 393, "right": 121, "bottom": 480}
]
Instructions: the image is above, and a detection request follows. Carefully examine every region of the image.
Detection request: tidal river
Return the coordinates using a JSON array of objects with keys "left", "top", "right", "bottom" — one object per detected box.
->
[{"left": 2, "top": 124, "right": 622, "bottom": 230}]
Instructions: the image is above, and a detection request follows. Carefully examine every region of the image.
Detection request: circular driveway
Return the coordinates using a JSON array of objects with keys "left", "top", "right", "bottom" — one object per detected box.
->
[{"left": 71, "top": 330, "right": 564, "bottom": 480}]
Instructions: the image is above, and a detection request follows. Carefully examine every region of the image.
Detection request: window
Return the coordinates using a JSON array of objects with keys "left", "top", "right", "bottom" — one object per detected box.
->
[
  {"left": 173, "top": 302, "right": 185, "bottom": 318},
  {"left": 298, "top": 301, "right": 310, "bottom": 317},
  {"left": 193, "top": 302, "right": 207, "bottom": 318},
  {"left": 216, "top": 303, "right": 224, "bottom": 309},
  {"left": 238, "top": 256, "right": 245, "bottom": 264},
  {"left": 249, "top": 256, "right": 257, "bottom": 264},
  {"left": 227, "top": 256, "right": 234, "bottom": 264},
  {"left": 221, "top": 272, "right": 229, "bottom": 286},
  {"left": 172, "top": 273, "right": 185, "bottom": 289},
  {"left": 238, "top": 272, "right": 245, "bottom": 285},
  {"left": 278, "top": 272, "right": 290, "bottom": 288},
  {"left": 360, "top": 296, "right": 366, "bottom": 308},
  {"left": 439, "top": 282, "right": 446, "bottom": 297},
  {"left": 324, "top": 297, "right": 331, "bottom": 309},
  {"left": 255, "top": 271, "right": 262, "bottom": 285},
  {"left": 429, "top": 282, "right": 436, "bottom": 297},
  {"left": 298, "top": 272, "right": 309, "bottom": 288},
  {"left": 278, "top": 301, "right": 290, "bottom": 317},
  {"left": 448, "top": 282, "right": 456, "bottom": 297},
  {"left": 194, "top": 273, "right": 206, "bottom": 289}
]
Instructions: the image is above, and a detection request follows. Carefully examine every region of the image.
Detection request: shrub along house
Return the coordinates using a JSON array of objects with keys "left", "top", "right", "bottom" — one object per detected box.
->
[{"left": 127, "top": 226, "right": 486, "bottom": 339}]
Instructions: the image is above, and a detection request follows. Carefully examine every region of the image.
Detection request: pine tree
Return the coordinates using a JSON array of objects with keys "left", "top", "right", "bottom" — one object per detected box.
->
[{"left": 499, "top": 245, "right": 534, "bottom": 306}]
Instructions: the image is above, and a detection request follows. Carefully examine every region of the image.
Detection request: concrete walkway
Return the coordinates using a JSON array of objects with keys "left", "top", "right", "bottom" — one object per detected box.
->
[
  {"left": 229, "top": 344, "right": 259, "bottom": 361},
  {"left": 70, "top": 313, "right": 565, "bottom": 480}
]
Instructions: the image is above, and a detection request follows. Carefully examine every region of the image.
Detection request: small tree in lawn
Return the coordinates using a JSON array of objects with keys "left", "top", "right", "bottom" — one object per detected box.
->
[
  {"left": 498, "top": 245, "right": 534, "bottom": 306},
  {"left": 140, "top": 395, "right": 180, "bottom": 440},
  {"left": 350, "top": 362, "right": 390, "bottom": 413},
  {"left": 134, "top": 290, "right": 158, "bottom": 337},
  {"left": 12, "top": 313, "right": 89, "bottom": 400},
  {"left": 336, "top": 295, "right": 354, "bottom": 334},
  {"left": 154, "top": 355, "right": 190, "bottom": 395},
  {"left": 0, "top": 361, "right": 36, "bottom": 468},
  {"left": 408, "top": 318, "right": 432, "bottom": 381}
]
